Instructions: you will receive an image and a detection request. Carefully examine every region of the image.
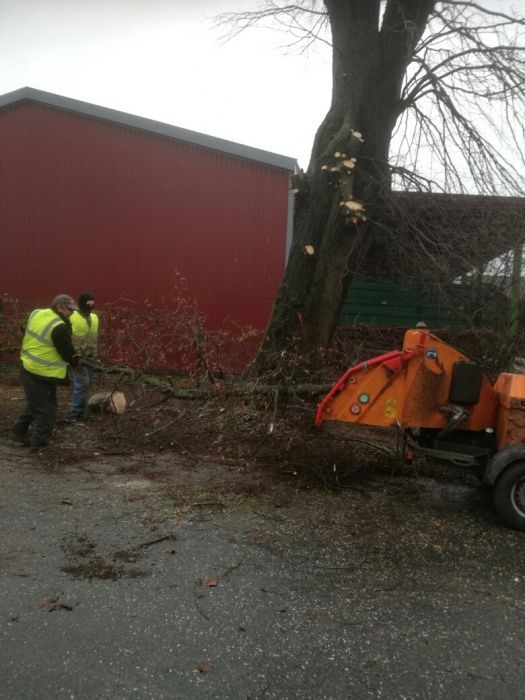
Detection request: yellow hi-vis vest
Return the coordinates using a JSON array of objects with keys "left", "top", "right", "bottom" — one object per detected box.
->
[
  {"left": 70, "top": 311, "right": 99, "bottom": 356},
  {"left": 20, "top": 308, "right": 68, "bottom": 379}
]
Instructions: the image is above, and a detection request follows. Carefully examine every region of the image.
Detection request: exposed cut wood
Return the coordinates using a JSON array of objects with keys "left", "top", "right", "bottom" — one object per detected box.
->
[{"left": 88, "top": 391, "right": 127, "bottom": 414}]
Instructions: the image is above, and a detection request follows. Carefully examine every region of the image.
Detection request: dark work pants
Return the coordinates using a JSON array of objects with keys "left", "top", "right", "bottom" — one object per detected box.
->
[{"left": 13, "top": 368, "right": 58, "bottom": 447}]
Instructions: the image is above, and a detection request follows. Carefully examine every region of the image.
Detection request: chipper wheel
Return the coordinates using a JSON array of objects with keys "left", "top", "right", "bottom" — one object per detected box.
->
[{"left": 493, "top": 461, "right": 525, "bottom": 531}]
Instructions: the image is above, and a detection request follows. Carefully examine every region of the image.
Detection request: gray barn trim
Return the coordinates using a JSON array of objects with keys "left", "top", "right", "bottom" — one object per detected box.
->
[
  {"left": 286, "top": 177, "right": 295, "bottom": 262},
  {"left": 0, "top": 87, "right": 297, "bottom": 173}
]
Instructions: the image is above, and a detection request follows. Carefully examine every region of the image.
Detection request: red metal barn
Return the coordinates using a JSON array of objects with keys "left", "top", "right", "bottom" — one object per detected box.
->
[{"left": 0, "top": 87, "right": 295, "bottom": 366}]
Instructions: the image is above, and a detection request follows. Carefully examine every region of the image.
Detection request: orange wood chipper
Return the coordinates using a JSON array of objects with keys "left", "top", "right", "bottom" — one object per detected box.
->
[{"left": 315, "top": 328, "right": 525, "bottom": 530}]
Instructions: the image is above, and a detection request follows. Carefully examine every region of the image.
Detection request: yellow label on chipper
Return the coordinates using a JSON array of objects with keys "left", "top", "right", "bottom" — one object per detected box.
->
[{"left": 385, "top": 398, "right": 397, "bottom": 418}]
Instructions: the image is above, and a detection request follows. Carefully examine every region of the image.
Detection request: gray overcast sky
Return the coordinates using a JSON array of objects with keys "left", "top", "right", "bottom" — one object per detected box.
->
[
  {"left": 0, "top": 0, "right": 332, "bottom": 168},
  {"left": 1, "top": 1, "right": 520, "bottom": 174}
]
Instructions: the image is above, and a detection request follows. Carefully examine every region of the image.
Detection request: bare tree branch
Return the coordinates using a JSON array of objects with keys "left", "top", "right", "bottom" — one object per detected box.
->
[{"left": 214, "top": 0, "right": 525, "bottom": 363}]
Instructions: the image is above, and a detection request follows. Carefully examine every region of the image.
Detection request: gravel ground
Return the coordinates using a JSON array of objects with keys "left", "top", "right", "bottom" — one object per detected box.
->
[{"left": 1, "top": 427, "right": 525, "bottom": 700}]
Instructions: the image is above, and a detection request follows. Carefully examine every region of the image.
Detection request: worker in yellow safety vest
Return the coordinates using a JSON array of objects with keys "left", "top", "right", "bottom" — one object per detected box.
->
[
  {"left": 12, "top": 294, "right": 80, "bottom": 450},
  {"left": 70, "top": 292, "right": 99, "bottom": 422}
]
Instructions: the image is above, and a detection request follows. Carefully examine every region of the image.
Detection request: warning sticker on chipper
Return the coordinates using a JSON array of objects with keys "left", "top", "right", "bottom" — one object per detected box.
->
[{"left": 385, "top": 398, "right": 397, "bottom": 418}]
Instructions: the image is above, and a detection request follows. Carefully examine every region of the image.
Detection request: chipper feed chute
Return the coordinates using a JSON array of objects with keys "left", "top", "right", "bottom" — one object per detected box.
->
[{"left": 315, "top": 329, "right": 497, "bottom": 434}]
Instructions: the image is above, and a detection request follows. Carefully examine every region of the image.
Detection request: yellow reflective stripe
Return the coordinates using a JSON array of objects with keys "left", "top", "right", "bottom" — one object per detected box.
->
[
  {"left": 41, "top": 316, "right": 63, "bottom": 337},
  {"left": 21, "top": 349, "right": 67, "bottom": 368},
  {"left": 25, "top": 328, "right": 54, "bottom": 347},
  {"left": 24, "top": 316, "right": 62, "bottom": 346}
]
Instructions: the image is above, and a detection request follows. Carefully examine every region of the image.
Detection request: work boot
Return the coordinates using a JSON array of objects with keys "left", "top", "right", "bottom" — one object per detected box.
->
[
  {"left": 10, "top": 430, "right": 30, "bottom": 446},
  {"left": 29, "top": 438, "right": 48, "bottom": 450},
  {"left": 29, "top": 444, "right": 48, "bottom": 455},
  {"left": 71, "top": 412, "right": 89, "bottom": 422}
]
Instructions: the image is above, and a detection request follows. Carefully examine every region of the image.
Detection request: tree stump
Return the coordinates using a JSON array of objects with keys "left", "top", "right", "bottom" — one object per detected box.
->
[{"left": 87, "top": 391, "right": 127, "bottom": 415}]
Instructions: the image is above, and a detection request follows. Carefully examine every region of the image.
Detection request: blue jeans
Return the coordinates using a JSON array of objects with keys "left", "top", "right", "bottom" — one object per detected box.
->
[{"left": 71, "top": 366, "right": 91, "bottom": 419}]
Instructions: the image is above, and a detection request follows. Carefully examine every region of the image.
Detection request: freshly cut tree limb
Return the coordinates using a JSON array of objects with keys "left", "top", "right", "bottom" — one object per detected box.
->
[{"left": 93, "top": 363, "right": 332, "bottom": 400}]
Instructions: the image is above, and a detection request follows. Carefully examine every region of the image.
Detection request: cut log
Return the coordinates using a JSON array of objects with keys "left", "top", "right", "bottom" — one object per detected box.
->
[{"left": 88, "top": 391, "right": 127, "bottom": 415}]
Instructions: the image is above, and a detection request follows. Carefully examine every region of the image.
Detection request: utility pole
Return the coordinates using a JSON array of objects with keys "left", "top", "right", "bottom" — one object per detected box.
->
[{"left": 510, "top": 243, "right": 523, "bottom": 343}]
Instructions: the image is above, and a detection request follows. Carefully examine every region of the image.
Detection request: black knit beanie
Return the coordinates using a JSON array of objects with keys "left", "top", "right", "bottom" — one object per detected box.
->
[{"left": 78, "top": 292, "right": 95, "bottom": 315}]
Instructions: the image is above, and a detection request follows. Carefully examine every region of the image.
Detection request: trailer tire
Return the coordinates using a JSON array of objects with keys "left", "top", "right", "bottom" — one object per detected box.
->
[{"left": 493, "top": 461, "right": 525, "bottom": 531}]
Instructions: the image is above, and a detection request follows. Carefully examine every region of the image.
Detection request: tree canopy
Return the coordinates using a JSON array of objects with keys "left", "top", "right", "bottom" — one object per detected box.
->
[{"left": 217, "top": 1, "right": 525, "bottom": 369}]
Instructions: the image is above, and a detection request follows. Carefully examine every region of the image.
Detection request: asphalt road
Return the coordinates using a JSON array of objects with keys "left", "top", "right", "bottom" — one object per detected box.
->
[{"left": 1, "top": 441, "right": 525, "bottom": 699}]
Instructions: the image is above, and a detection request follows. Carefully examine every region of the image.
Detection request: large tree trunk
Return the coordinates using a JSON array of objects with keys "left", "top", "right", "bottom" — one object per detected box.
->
[{"left": 256, "top": 0, "right": 434, "bottom": 371}]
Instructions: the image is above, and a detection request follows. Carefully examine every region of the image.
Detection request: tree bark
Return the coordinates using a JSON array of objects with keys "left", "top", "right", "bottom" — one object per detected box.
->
[{"left": 256, "top": 0, "right": 435, "bottom": 371}]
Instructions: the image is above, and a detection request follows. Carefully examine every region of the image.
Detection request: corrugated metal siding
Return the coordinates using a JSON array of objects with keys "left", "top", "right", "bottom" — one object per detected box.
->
[
  {"left": 340, "top": 278, "right": 468, "bottom": 329},
  {"left": 0, "top": 103, "right": 289, "bottom": 328}
]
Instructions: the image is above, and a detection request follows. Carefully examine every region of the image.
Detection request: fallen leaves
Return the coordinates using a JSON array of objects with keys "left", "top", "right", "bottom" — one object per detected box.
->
[
  {"left": 195, "top": 660, "right": 216, "bottom": 673},
  {"left": 200, "top": 576, "right": 219, "bottom": 587},
  {"left": 62, "top": 560, "right": 124, "bottom": 580},
  {"left": 39, "top": 597, "right": 73, "bottom": 612}
]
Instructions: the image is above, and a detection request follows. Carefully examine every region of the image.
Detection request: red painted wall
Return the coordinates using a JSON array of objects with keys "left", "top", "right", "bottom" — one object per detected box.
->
[{"left": 0, "top": 102, "right": 289, "bottom": 329}]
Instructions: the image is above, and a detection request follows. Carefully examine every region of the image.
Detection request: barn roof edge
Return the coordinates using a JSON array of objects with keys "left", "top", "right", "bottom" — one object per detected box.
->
[{"left": 0, "top": 86, "right": 297, "bottom": 173}]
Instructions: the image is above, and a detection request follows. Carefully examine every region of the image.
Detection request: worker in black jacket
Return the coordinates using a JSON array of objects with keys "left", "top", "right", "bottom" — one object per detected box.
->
[{"left": 12, "top": 294, "right": 81, "bottom": 450}]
